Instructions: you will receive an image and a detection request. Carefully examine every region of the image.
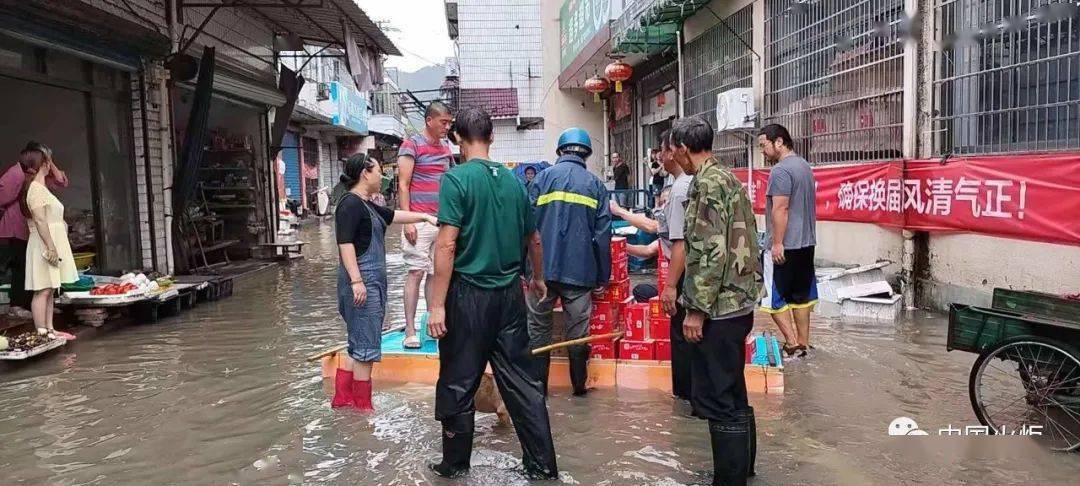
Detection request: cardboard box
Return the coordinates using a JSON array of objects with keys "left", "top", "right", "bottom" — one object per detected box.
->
[
  {"left": 623, "top": 302, "right": 650, "bottom": 340},
  {"left": 619, "top": 340, "right": 655, "bottom": 360},
  {"left": 649, "top": 297, "right": 663, "bottom": 317},
  {"left": 650, "top": 315, "right": 671, "bottom": 341},
  {"left": 590, "top": 339, "right": 618, "bottom": 359},
  {"left": 610, "top": 257, "right": 629, "bottom": 282},
  {"left": 658, "top": 254, "right": 670, "bottom": 270},
  {"left": 610, "top": 236, "right": 627, "bottom": 257},
  {"left": 655, "top": 340, "right": 672, "bottom": 361},
  {"left": 591, "top": 300, "right": 617, "bottom": 327},
  {"left": 608, "top": 278, "right": 631, "bottom": 303},
  {"left": 589, "top": 315, "right": 615, "bottom": 334}
]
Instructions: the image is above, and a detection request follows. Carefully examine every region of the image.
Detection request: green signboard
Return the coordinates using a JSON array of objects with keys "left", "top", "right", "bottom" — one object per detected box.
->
[{"left": 560, "top": 0, "right": 611, "bottom": 70}]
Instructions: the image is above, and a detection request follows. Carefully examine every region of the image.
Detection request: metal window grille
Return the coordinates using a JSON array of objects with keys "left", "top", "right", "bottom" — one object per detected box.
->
[
  {"left": 612, "top": 108, "right": 637, "bottom": 169},
  {"left": 683, "top": 5, "right": 754, "bottom": 167},
  {"left": 764, "top": 0, "right": 906, "bottom": 165},
  {"left": 933, "top": 0, "right": 1080, "bottom": 155}
]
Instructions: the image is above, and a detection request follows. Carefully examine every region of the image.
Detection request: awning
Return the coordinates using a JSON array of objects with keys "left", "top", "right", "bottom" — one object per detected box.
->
[
  {"left": 612, "top": 0, "right": 711, "bottom": 55},
  {"left": 458, "top": 88, "right": 519, "bottom": 119},
  {"left": 243, "top": 0, "right": 400, "bottom": 56}
]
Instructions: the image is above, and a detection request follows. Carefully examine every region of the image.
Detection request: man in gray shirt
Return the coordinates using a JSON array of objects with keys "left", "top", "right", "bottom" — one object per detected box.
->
[{"left": 757, "top": 124, "right": 818, "bottom": 358}]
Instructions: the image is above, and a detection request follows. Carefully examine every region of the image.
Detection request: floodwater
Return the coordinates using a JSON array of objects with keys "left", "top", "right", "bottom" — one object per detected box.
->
[{"left": 2, "top": 222, "right": 1079, "bottom": 485}]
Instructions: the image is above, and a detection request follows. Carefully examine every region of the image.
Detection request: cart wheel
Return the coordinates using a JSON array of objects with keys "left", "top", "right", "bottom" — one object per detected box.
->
[{"left": 969, "top": 336, "right": 1080, "bottom": 451}]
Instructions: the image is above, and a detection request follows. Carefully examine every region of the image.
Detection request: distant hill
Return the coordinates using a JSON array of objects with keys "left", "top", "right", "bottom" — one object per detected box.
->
[{"left": 391, "top": 65, "right": 447, "bottom": 129}]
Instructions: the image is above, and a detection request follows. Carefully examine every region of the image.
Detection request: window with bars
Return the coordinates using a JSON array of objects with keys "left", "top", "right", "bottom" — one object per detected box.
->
[
  {"left": 683, "top": 5, "right": 754, "bottom": 167},
  {"left": 764, "top": 0, "right": 906, "bottom": 165},
  {"left": 933, "top": 0, "right": 1080, "bottom": 155}
]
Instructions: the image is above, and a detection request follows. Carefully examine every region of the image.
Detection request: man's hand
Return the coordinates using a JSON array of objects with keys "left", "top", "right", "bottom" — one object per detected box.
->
[
  {"left": 428, "top": 306, "right": 447, "bottom": 339},
  {"left": 771, "top": 242, "right": 786, "bottom": 264},
  {"left": 661, "top": 285, "right": 678, "bottom": 316},
  {"left": 608, "top": 200, "right": 626, "bottom": 218},
  {"left": 351, "top": 281, "right": 367, "bottom": 306},
  {"left": 423, "top": 214, "right": 438, "bottom": 226},
  {"left": 683, "top": 311, "right": 705, "bottom": 343},
  {"left": 530, "top": 277, "right": 548, "bottom": 302},
  {"left": 403, "top": 223, "right": 418, "bottom": 245}
]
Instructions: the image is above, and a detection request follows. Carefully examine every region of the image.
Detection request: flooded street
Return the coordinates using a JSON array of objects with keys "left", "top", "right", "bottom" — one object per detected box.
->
[{"left": 2, "top": 222, "right": 1078, "bottom": 485}]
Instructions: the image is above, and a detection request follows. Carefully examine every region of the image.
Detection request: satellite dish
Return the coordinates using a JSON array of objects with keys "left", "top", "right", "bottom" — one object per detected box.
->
[{"left": 165, "top": 54, "right": 199, "bottom": 82}]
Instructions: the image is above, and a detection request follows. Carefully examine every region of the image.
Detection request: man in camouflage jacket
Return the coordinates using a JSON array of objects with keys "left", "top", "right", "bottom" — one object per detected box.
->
[{"left": 670, "top": 116, "right": 763, "bottom": 486}]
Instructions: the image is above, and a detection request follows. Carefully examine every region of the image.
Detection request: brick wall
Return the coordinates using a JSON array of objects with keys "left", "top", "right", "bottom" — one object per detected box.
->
[
  {"left": 131, "top": 64, "right": 170, "bottom": 272},
  {"left": 490, "top": 121, "right": 545, "bottom": 163}
]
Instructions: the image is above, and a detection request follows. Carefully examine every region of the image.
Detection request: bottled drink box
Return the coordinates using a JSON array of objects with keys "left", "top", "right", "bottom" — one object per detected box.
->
[
  {"left": 619, "top": 339, "right": 655, "bottom": 360},
  {"left": 649, "top": 314, "right": 671, "bottom": 341},
  {"left": 590, "top": 339, "right": 618, "bottom": 359},
  {"left": 654, "top": 340, "right": 671, "bottom": 361},
  {"left": 623, "top": 302, "right": 650, "bottom": 340}
]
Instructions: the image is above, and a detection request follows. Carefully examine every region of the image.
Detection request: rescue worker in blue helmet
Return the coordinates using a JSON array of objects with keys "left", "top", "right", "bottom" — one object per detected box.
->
[{"left": 526, "top": 127, "right": 612, "bottom": 396}]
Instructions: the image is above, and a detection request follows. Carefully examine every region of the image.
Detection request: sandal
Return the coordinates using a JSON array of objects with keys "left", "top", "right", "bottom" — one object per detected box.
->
[
  {"left": 403, "top": 335, "right": 421, "bottom": 349},
  {"left": 54, "top": 331, "right": 77, "bottom": 341},
  {"left": 782, "top": 343, "right": 801, "bottom": 357},
  {"left": 37, "top": 328, "right": 58, "bottom": 340}
]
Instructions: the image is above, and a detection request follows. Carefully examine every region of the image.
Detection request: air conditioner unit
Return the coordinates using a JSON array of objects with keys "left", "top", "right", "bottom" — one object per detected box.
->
[
  {"left": 316, "top": 82, "right": 331, "bottom": 101},
  {"left": 715, "top": 88, "right": 756, "bottom": 131}
]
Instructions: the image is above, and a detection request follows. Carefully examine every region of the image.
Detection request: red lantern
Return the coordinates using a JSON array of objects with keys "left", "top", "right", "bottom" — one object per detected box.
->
[
  {"left": 584, "top": 75, "right": 609, "bottom": 103},
  {"left": 605, "top": 59, "right": 632, "bottom": 93}
]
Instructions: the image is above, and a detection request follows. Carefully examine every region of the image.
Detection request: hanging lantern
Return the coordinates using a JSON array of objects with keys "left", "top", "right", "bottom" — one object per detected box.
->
[
  {"left": 583, "top": 75, "right": 609, "bottom": 103},
  {"left": 605, "top": 59, "right": 632, "bottom": 93}
]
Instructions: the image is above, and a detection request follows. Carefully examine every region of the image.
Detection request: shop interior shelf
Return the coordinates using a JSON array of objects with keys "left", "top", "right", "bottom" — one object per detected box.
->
[
  {"left": 201, "top": 186, "right": 255, "bottom": 191},
  {"left": 199, "top": 167, "right": 252, "bottom": 172},
  {"left": 205, "top": 204, "right": 256, "bottom": 210}
]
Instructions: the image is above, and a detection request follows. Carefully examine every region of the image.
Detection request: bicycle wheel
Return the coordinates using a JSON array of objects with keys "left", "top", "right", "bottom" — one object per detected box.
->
[{"left": 969, "top": 336, "right": 1080, "bottom": 452}]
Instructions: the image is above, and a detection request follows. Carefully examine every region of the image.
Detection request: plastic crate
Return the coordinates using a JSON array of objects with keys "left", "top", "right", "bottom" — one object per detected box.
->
[{"left": 948, "top": 304, "right": 1035, "bottom": 353}]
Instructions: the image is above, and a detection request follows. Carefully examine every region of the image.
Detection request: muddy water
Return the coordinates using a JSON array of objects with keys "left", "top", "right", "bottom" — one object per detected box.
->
[{"left": 2, "top": 222, "right": 1078, "bottom": 485}]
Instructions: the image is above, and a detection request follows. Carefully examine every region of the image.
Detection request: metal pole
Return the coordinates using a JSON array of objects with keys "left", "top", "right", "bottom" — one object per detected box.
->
[
  {"left": 602, "top": 99, "right": 610, "bottom": 176},
  {"left": 676, "top": 29, "right": 685, "bottom": 118}
]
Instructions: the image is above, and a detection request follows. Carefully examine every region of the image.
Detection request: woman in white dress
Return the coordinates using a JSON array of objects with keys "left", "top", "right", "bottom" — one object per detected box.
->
[{"left": 20, "top": 146, "right": 78, "bottom": 341}]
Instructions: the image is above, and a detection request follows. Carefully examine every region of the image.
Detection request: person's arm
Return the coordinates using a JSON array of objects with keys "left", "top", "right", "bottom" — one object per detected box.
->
[
  {"left": 397, "top": 154, "right": 418, "bottom": 244},
  {"left": 662, "top": 240, "right": 686, "bottom": 315},
  {"left": 335, "top": 200, "right": 367, "bottom": 305},
  {"left": 427, "top": 224, "right": 458, "bottom": 339},
  {"left": 0, "top": 170, "right": 20, "bottom": 208},
  {"left": 770, "top": 195, "right": 790, "bottom": 264},
  {"left": 627, "top": 240, "right": 659, "bottom": 259},
  {"left": 526, "top": 230, "right": 548, "bottom": 300},
  {"left": 27, "top": 190, "right": 60, "bottom": 266},
  {"left": 609, "top": 200, "right": 659, "bottom": 234},
  {"left": 393, "top": 210, "right": 437, "bottom": 226},
  {"left": 45, "top": 163, "right": 69, "bottom": 190}
]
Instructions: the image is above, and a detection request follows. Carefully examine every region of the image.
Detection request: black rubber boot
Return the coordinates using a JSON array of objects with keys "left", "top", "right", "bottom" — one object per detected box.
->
[
  {"left": 533, "top": 354, "right": 551, "bottom": 396},
  {"left": 739, "top": 408, "right": 757, "bottom": 477},
  {"left": 568, "top": 345, "right": 589, "bottom": 396},
  {"left": 429, "top": 413, "right": 474, "bottom": 478},
  {"left": 708, "top": 420, "right": 750, "bottom": 486}
]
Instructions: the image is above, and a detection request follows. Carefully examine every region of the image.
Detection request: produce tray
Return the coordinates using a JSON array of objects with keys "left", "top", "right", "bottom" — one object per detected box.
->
[
  {"left": 63, "top": 289, "right": 148, "bottom": 301},
  {"left": 0, "top": 338, "right": 65, "bottom": 360}
]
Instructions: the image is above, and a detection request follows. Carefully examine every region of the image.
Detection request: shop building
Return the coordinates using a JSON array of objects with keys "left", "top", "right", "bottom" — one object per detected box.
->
[{"left": 542, "top": 0, "right": 1080, "bottom": 309}]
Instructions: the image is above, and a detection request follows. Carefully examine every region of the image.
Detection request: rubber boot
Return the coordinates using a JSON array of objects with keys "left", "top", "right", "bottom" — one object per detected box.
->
[
  {"left": 568, "top": 345, "right": 589, "bottom": 396},
  {"left": 352, "top": 380, "right": 374, "bottom": 412},
  {"left": 534, "top": 354, "right": 551, "bottom": 396},
  {"left": 331, "top": 369, "right": 354, "bottom": 408},
  {"left": 708, "top": 420, "right": 750, "bottom": 486},
  {"left": 739, "top": 408, "right": 756, "bottom": 477},
  {"left": 429, "top": 412, "right": 474, "bottom": 478}
]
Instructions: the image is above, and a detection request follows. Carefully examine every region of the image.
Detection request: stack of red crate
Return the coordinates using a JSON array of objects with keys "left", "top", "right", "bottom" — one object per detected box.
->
[
  {"left": 589, "top": 237, "right": 631, "bottom": 359},
  {"left": 619, "top": 300, "right": 655, "bottom": 360}
]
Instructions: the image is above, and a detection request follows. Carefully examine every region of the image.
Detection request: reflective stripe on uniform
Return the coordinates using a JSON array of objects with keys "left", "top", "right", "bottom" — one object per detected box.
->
[{"left": 535, "top": 190, "right": 598, "bottom": 209}]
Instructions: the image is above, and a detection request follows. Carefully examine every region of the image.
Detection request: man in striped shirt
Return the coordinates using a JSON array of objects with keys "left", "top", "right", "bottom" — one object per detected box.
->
[{"left": 397, "top": 101, "right": 454, "bottom": 348}]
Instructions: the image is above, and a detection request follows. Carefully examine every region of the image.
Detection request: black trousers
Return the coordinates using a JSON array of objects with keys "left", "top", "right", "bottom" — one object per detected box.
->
[
  {"left": 670, "top": 278, "right": 692, "bottom": 400},
  {"left": 0, "top": 238, "right": 29, "bottom": 310},
  {"left": 689, "top": 312, "right": 754, "bottom": 423},
  {"left": 435, "top": 278, "right": 557, "bottom": 474}
]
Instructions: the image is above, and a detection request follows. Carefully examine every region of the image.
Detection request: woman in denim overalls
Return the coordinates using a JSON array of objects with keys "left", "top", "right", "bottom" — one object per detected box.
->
[{"left": 332, "top": 153, "right": 436, "bottom": 411}]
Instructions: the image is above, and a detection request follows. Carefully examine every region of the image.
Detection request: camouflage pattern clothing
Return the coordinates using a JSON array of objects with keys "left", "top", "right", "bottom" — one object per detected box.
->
[{"left": 679, "top": 156, "right": 764, "bottom": 318}]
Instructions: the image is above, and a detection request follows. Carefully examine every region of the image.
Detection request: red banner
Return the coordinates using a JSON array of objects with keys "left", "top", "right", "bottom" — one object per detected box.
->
[{"left": 731, "top": 153, "right": 1080, "bottom": 246}]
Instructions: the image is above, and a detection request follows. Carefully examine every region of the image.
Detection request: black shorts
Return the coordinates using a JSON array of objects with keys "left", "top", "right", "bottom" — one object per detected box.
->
[{"left": 760, "top": 246, "right": 818, "bottom": 313}]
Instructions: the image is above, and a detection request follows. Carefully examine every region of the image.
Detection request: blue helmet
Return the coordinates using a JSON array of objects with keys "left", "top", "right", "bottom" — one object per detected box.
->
[{"left": 556, "top": 127, "right": 592, "bottom": 158}]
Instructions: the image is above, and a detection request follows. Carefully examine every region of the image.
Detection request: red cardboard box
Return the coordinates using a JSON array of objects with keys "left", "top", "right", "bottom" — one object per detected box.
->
[
  {"left": 608, "top": 278, "right": 631, "bottom": 303},
  {"left": 619, "top": 340, "right": 655, "bottom": 360},
  {"left": 589, "top": 315, "right": 615, "bottom": 334},
  {"left": 623, "top": 302, "right": 650, "bottom": 340},
  {"left": 658, "top": 254, "right": 670, "bottom": 270},
  {"left": 590, "top": 339, "right": 618, "bottom": 359},
  {"left": 650, "top": 315, "right": 671, "bottom": 341},
  {"left": 649, "top": 296, "right": 663, "bottom": 317},
  {"left": 610, "top": 236, "right": 627, "bottom": 256},
  {"left": 610, "top": 257, "right": 629, "bottom": 282},
  {"left": 591, "top": 300, "right": 617, "bottom": 325},
  {"left": 655, "top": 340, "right": 672, "bottom": 361}
]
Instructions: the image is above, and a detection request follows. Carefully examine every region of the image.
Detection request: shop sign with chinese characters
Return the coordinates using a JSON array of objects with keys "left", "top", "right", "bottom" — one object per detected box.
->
[{"left": 731, "top": 153, "right": 1080, "bottom": 246}]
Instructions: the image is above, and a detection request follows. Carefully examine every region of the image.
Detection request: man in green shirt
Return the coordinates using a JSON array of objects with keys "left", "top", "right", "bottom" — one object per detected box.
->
[{"left": 426, "top": 107, "right": 557, "bottom": 480}]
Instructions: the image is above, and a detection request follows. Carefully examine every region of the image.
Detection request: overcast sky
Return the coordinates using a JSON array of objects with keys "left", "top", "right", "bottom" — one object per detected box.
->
[{"left": 355, "top": 0, "right": 454, "bottom": 73}]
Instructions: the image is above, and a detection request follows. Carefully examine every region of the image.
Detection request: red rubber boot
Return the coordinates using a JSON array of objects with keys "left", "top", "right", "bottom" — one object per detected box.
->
[
  {"left": 353, "top": 380, "right": 374, "bottom": 412},
  {"left": 331, "top": 369, "right": 355, "bottom": 408}
]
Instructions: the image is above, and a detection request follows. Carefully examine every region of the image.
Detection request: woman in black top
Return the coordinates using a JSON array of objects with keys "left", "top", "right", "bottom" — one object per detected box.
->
[{"left": 331, "top": 153, "right": 436, "bottom": 412}]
